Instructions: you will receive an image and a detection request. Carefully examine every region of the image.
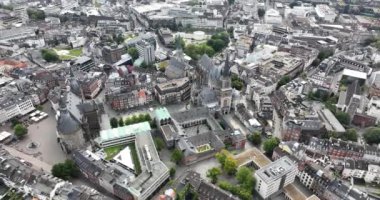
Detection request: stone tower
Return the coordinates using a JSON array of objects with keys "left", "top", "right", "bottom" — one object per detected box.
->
[
  {"left": 220, "top": 53, "right": 233, "bottom": 114},
  {"left": 56, "top": 92, "right": 85, "bottom": 153}
]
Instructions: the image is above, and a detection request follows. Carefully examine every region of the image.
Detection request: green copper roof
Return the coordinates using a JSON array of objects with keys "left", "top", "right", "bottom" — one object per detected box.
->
[
  {"left": 100, "top": 121, "right": 151, "bottom": 142},
  {"left": 154, "top": 107, "right": 171, "bottom": 121}
]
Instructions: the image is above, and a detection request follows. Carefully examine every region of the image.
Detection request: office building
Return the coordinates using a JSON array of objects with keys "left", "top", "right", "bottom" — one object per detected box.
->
[
  {"left": 154, "top": 77, "right": 191, "bottom": 105},
  {"left": 102, "top": 45, "right": 125, "bottom": 64},
  {"left": 72, "top": 56, "right": 95, "bottom": 72},
  {"left": 255, "top": 156, "right": 298, "bottom": 199},
  {"left": 136, "top": 40, "right": 155, "bottom": 64}
]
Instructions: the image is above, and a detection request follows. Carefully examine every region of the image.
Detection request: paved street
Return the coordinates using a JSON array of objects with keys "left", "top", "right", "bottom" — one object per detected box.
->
[
  {"left": 2, "top": 145, "right": 52, "bottom": 172},
  {"left": 273, "top": 109, "right": 282, "bottom": 139}
]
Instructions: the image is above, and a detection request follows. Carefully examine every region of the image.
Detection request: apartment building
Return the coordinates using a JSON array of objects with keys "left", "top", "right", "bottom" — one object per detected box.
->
[
  {"left": 136, "top": 40, "right": 155, "bottom": 64},
  {"left": 255, "top": 156, "right": 298, "bottom": 199}
]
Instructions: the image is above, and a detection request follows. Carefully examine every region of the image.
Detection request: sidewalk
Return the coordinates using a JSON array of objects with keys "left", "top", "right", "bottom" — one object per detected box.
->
[{"left": 2, "top": 145, "right": 52, "bottom": 172}]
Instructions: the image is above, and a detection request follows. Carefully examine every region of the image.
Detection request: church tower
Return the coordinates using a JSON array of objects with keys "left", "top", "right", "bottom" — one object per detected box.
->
[{"left": 220, "top": 53, "right": 233, "bottom": 114}]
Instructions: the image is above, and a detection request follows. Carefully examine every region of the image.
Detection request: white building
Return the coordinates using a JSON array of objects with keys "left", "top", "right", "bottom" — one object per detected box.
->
[
  {"left": 0, "top": 96, "right": 35, "bottom": 124},
  {"left": 255, "top": 156, "right": 298, "bottom": 199},
  {"left": 315, "top": 4, "right": 337, "bottom": 23},
  {"left": 264, "top": 9, "right": 282, "bottom": 24},
  {"left": 13, "top": 5, "right": 29, "bottom": 24},
  {"left": 136, "top": 41, "right": 155, "bottom": 64}
]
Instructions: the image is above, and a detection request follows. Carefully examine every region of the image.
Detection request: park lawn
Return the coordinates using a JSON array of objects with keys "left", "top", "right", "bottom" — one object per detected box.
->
[
  {"left": 59, "top": 54, "right": 75, "bottom": 60},
  {"left": 69, "top": 48, "right": 82, "bottom": 56},
  {"left": 104, "top": 144, "right": 126, "bottom": 160}
]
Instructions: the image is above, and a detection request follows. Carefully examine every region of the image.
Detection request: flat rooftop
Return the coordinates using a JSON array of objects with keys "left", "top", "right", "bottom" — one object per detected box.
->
[
  {"left": 234, "top": 148, "right": 271, "bottom": 168},
  {"left": 99, "top": 121, "right": 151, "bottom": 143},
  {"left": 256, "top": 156, "right": 296, "bottom": 183}
]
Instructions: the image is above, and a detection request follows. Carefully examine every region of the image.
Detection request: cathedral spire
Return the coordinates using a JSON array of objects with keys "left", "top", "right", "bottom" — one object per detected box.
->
[{"left": 221, "top": 53, "right": 230, "bottom": 77}]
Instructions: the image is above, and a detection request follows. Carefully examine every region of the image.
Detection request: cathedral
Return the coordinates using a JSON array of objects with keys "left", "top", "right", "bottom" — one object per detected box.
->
[{"left": 192, "top": 53, "right": 233, "bottom": 114}]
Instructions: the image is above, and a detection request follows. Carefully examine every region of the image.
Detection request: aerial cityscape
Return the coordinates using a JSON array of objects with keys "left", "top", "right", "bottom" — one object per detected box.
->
[{"left": 0, "top": 0, "right": 380, "bottom": 199}]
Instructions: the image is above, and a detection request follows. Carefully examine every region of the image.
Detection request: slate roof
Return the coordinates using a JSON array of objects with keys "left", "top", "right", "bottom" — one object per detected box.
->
[{"left": 57, "top": 95, "right": 81, "bottom": 135}]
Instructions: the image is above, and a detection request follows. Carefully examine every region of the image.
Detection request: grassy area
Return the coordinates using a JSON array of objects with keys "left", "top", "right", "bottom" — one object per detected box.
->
[
  {"left": 69, "top": 48, "right": 82, "bottom": 56},
  {"left": 104, "top": 144, "right": 126, "bottom": 160},
  {"left": 53, "top": 48, "right": 83, "bottom": 61},
  {"left": 130, "top": 143, "right": 142, "bottom": 175},
  {"left": 196, "top": 144, "right": 211, "bottom": 153}
]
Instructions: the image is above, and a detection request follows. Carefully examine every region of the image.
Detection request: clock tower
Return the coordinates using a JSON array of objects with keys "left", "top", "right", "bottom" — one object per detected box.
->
[{"left": 220, "top": 53, "right": 233, "bottom": 114}]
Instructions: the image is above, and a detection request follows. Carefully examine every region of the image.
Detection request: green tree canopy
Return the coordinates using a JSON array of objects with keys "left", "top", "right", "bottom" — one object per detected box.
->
[
  {"left": 207, "top": 167, "right": 222, "bottom": 184},
  {"left": 171, "top": 149, "right": 183, "bottom": 164},
  {"left": 248, "top": 132, "right": 262, "bottom": 146},
  {"left": 215, "top": 149, "right": 229, "bottom": 168},
  {"left": 341, "top": 128, "right": 358, "bottom": 142},
  {"left": 169, "top": 167, "right": 176, "bottom": 178},
  {"left": 118, "top": 118, "right": 124, "bottom": 127},
  {"left": 224, "top": 157, "right": 237, "bottom": 175},
  {"left": 27, "top": 8, "right": 45, "bottom": 20},
  {"left": 236, "top": 166, "right": 256, "bottom": 190},
  {"left": 110, "top": 117, "right": 118, "bottom": 128},
  {"left": 263, "top": 137, "right": 280, "bottom": 156},
  {"left": 258, "top": 8, "right": 266, "bottom": 18},
  {"left": 41, "top": 49, "right": 59, "bottom": 62},
  {"left": 154, "top": 137, "right": 165, "bottom": 151},
  {"left": 127, "top": 47, "right": 139, "bottom": 61},
  {"left": 335, "top": 111, "right": 350, "bottom": 126},
  {"left": 14, "top": 124, "right": 27, "bottom": 138},
  {"left": 175, "top": 35, "right": 186, "bottom": 49},
  {"left": 363, "top": 127, "right": 380, "bottom": 145},
  {"left": 276, "top": 76, "right": 290, "bottom": 89},
  {"left": 51, "top": 160, "right": 79, "bottom": 180}
]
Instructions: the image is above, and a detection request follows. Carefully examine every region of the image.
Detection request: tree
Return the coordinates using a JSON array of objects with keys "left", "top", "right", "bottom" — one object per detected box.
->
[
  {"left": 171, "top": 149, "right": 183, "bottom": 164},
  {"left": 110, "top": 117, "right": 118, "bottom": 128},
  {"left": 51, "top": 160, "right": 79, "bottom": 180},
  {"left": 115, "top": 33, "right": 124, "bottom": 44},
  {"left": 276, "top": 76, "right": 290, "bottom": 89},
  {"left": 127, "top": 47, "right": 139, "bottom": 61},
  {"left": 289, "top": 1, "right": 298, "bottom": 8},
  {"left": 175, "top": 36, "right": 186, "bottom": 49},
  {"left": 341, "top": 129, "right": 358, "bottom": 142},
  {"left": 36, "top": 105, "right": 43, "bottom": 111},
  {"left": 248, "top": 132, "right": 262, "bottom": 145},
  {"left": 258, "top": 8, "right": 266, "bottom": 18},
  {"left": 207, "top": 39, "right": 225, "bottom": 52},
  {"left": 335, "top": 111, "right": 350, "bottom": 126},
  {"left": 27, "top": 8, "right": 45, "bottom": 20},
  {"left": 207, "top": 167, "right": 222, "bottom": 184},
  {"left": 263, "top": 137, "right": 280, "bottom": 156},
  {"left": 154, "top": 137, "right": 165, "bottom": 151},
  {"left": 14, "top": 124, "right": 27, "bottom": 138},
  {"left": 224, "top": 156, "right": 237, "bottom": 175},
  {"left": 169, "top": 167, "right": 176, "bottom": 178},
  {"left": 317, "top": 49, "right": 334, "bottom": 61},
  {"left": 215, "top": 149, "right": 229, "bottom": 168},
  {"left": 118, "top": 118, "right": 124, "bottom": 127},
  {"left": 236, "top": 166, "right": 255, "bottom": 190},
  {"left": 228, "top": 27, "right": 234, "bottom": 38},
  {"left": 228, "top": 0, "right": 234, "bottom": 5},
  {"left": 363, "top": 127, "right": 380, "bottom": 145},
  {"left": 41, "top": 49, "right": 59, "bottom": 62}
]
